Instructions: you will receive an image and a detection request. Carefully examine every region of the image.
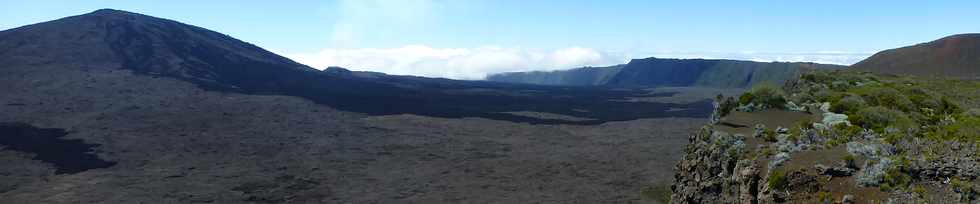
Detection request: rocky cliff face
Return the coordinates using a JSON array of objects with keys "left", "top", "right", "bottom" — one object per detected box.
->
[
  {"left": 669, "top": 70, "right": 980, "bottom": 203},
  {"left": 484, "top": 65, "right": 624, "bottom": 86},
  {"left": 486, "top": 58, "right": 844, "bottom": 88}
]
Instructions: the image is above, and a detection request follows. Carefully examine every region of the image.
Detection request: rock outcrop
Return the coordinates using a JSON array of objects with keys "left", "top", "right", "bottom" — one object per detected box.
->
[
  {"left": 670, "top": 127, "right": 755, "bottom": 203},
  {"left": 669, "top": 69, "right": 980, "bottom": 203}
]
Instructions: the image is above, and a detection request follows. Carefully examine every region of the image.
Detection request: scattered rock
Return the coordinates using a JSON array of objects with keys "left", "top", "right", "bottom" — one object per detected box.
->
[
  {"left": 775, "top": 126, "right": 789, "bottom": 134},
  {"left": 787, "top": 170, "right": 820, "bottom": 193},
  {"left": 815, "top": 164, "right": 855, "bottom": 177},
  {"left": 753, "top": 124, "right": 766, "bottom": 138}
]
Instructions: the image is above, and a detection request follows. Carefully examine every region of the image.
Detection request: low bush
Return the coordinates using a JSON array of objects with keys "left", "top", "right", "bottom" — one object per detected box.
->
[
  {"left": 851, "top": 106, "right": 914, "bottom": 132},
  {"left": 817, "top": 191, "right": 833, "bottom": 203},
  {"left": 851, "top": 86, "right": 915, "bottom": 112},
  {"left": 768, "top": 170, "right": 789, "bottom": 190},
  {"left": 831, "top": 95, "right": 867, "bottom": 114},
  {"left": 880, "top": 164, "right": 912, "bottom": 191},
  {"left": 927, "top": 116, "right": 980, "bottom": 142},
  {"left": 842, "top": 154, "right": 857, "bottom": 168},
  {"left": 812, "top": 88, "right": 843, "bottom": 105},
  {"left": 762, "top": 128, "right": 777, "bottom": 142},
  {"left": 825, "top": 123, "right": 864, "bottom": 146},
  {"left": 741, "top": 83, "right": 787, "bottom": 109},
  {"left": 640, "top": 184, "right": 672, "bottom": 203}
]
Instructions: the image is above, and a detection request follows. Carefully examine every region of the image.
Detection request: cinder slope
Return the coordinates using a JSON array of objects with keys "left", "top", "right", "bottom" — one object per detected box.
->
[{"left": 852, "top": 33, "right": 980, "bottom": 79}]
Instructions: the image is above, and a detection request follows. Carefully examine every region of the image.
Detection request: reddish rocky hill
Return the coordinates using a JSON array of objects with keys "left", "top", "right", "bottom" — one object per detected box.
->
[{"left": 852, "top": 34, "right": 980, "bottom": 79}]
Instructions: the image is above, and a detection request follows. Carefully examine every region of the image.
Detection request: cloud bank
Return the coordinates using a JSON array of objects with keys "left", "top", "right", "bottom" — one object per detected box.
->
[{"left": 649, "top": 51, "right": 871, "bottom": 66}]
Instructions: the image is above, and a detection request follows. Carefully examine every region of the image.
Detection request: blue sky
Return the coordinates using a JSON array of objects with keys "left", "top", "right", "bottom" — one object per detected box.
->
[{"left": 3, "top": 0, "right": 979, "bottom": 79}]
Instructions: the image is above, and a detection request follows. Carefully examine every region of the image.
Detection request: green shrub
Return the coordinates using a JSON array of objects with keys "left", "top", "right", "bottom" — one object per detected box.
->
[
  {"left": 739, "top": 92, "right": 755, "bottom": 105},
  {"left": 802, "top": 71, "right": 837, "bottom": 84},
  {"left": 768, "top": 170, "right": 789, "bottom": 190},
  {"left": 852, "top": 86, "right": 915, "bottom": 112},
  {"left": 826, "top": 123, "right": 863, "bottom": 146},
  {"left": 851, "top": 106, "right": 915, "bottom": 132},
  {"left": 831, "top": 95, "right": 867, "bottom": 114},
  {"left": 927, "top": 116, "right": 980, "bottom": 142},
  {"left": 912, "top": 185, "right": 927, "bottom": 197},
  {"left": 640, "top": 184, "right": 672, "bottom": 203},
  {"left": 817, "top": 191, "right": 833, "bottom": 202},
  {"left": 759, "top": 147, "right": 774, "bottom": 157},
  {"left": 842, "top": 155, "right": 857, "bottom": 168},
  {"left": 812, "top": 88, "right": 843, "bottom": 104},
  {"left": 743, "top": 83, "right": 787, "bottom": 109},
  {"left": 882, "top": 168, "right": 912, "bottom": 191},
  {"left": 949, "top": 178, "right": 973, "bottom": 192},
  {"left": 763, "top": 128, "right": 777, "bottom": 142},
  {"left": 907, "top": 87, "right": 942, "bottom": 110},
  {"left": 938, "top": 97, "right": 962, "bottom": 115}
]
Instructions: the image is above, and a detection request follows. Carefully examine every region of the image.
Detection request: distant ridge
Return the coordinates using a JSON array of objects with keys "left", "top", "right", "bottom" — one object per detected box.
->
[
  {"left": 485, "top": 64, "right": 625, "bottom": 86},
  {"left": 486, "top": 57, "right": 844, "bottom": 88},
  {"left": 852, "top": 33, "right": 980, "bottom": 79}
]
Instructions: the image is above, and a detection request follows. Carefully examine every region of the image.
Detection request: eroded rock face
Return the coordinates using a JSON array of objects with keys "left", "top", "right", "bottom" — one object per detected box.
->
[{"left": 671, "top": 127, "right": 761, "bottom": 203}]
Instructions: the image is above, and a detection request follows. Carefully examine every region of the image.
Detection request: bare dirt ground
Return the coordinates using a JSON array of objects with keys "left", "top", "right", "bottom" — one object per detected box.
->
[{"left": 0, "top": 65, "right": 709, "bottom": 203}]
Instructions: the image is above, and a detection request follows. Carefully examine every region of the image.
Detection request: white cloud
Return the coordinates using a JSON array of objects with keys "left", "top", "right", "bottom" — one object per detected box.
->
[{"left": 283, "top": 46, "right": 626, "bottom": 80}]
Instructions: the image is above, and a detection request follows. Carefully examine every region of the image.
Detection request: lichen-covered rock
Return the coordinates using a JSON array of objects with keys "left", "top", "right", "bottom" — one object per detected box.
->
[
  {"left": 855, "top": 157, "right": 893, "bottom": 187},
  {"left": 785, "top": 101, "right": 806, "bottom": 112},
  {"left": 821, "top": 112, "right": 850, "bottom": 127},
  {"left": 819, "top": 102, "right": 831, "bottom": 112},
  {"left": 737, "top": 102, "right": 763, "bottom": 112}
]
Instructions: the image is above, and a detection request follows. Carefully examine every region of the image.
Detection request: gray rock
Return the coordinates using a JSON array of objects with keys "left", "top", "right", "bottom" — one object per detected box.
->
[{"left": 842, "top": 194, "right": 854, "bottom": 204}]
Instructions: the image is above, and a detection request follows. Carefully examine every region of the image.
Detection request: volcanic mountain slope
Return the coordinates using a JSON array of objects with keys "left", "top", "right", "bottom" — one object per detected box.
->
[
  {"left": 852, "top": 33, "right": 980, "bottom": 79},
  {"left": 486, "top": 57, "right": 844, "bottom": 88},
  {"left": 0, "top": 9, "right": 711, "bottom": 203}
]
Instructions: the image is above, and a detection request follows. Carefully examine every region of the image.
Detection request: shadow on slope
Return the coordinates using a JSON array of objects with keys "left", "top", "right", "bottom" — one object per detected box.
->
[{"left": 0, "top": 123, "right": 116, "bottom": 174}]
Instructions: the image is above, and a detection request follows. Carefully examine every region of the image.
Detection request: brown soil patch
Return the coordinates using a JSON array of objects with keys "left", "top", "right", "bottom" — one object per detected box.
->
[{"left": 722, "top": 110, "right": 817, "bottom": 129}]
